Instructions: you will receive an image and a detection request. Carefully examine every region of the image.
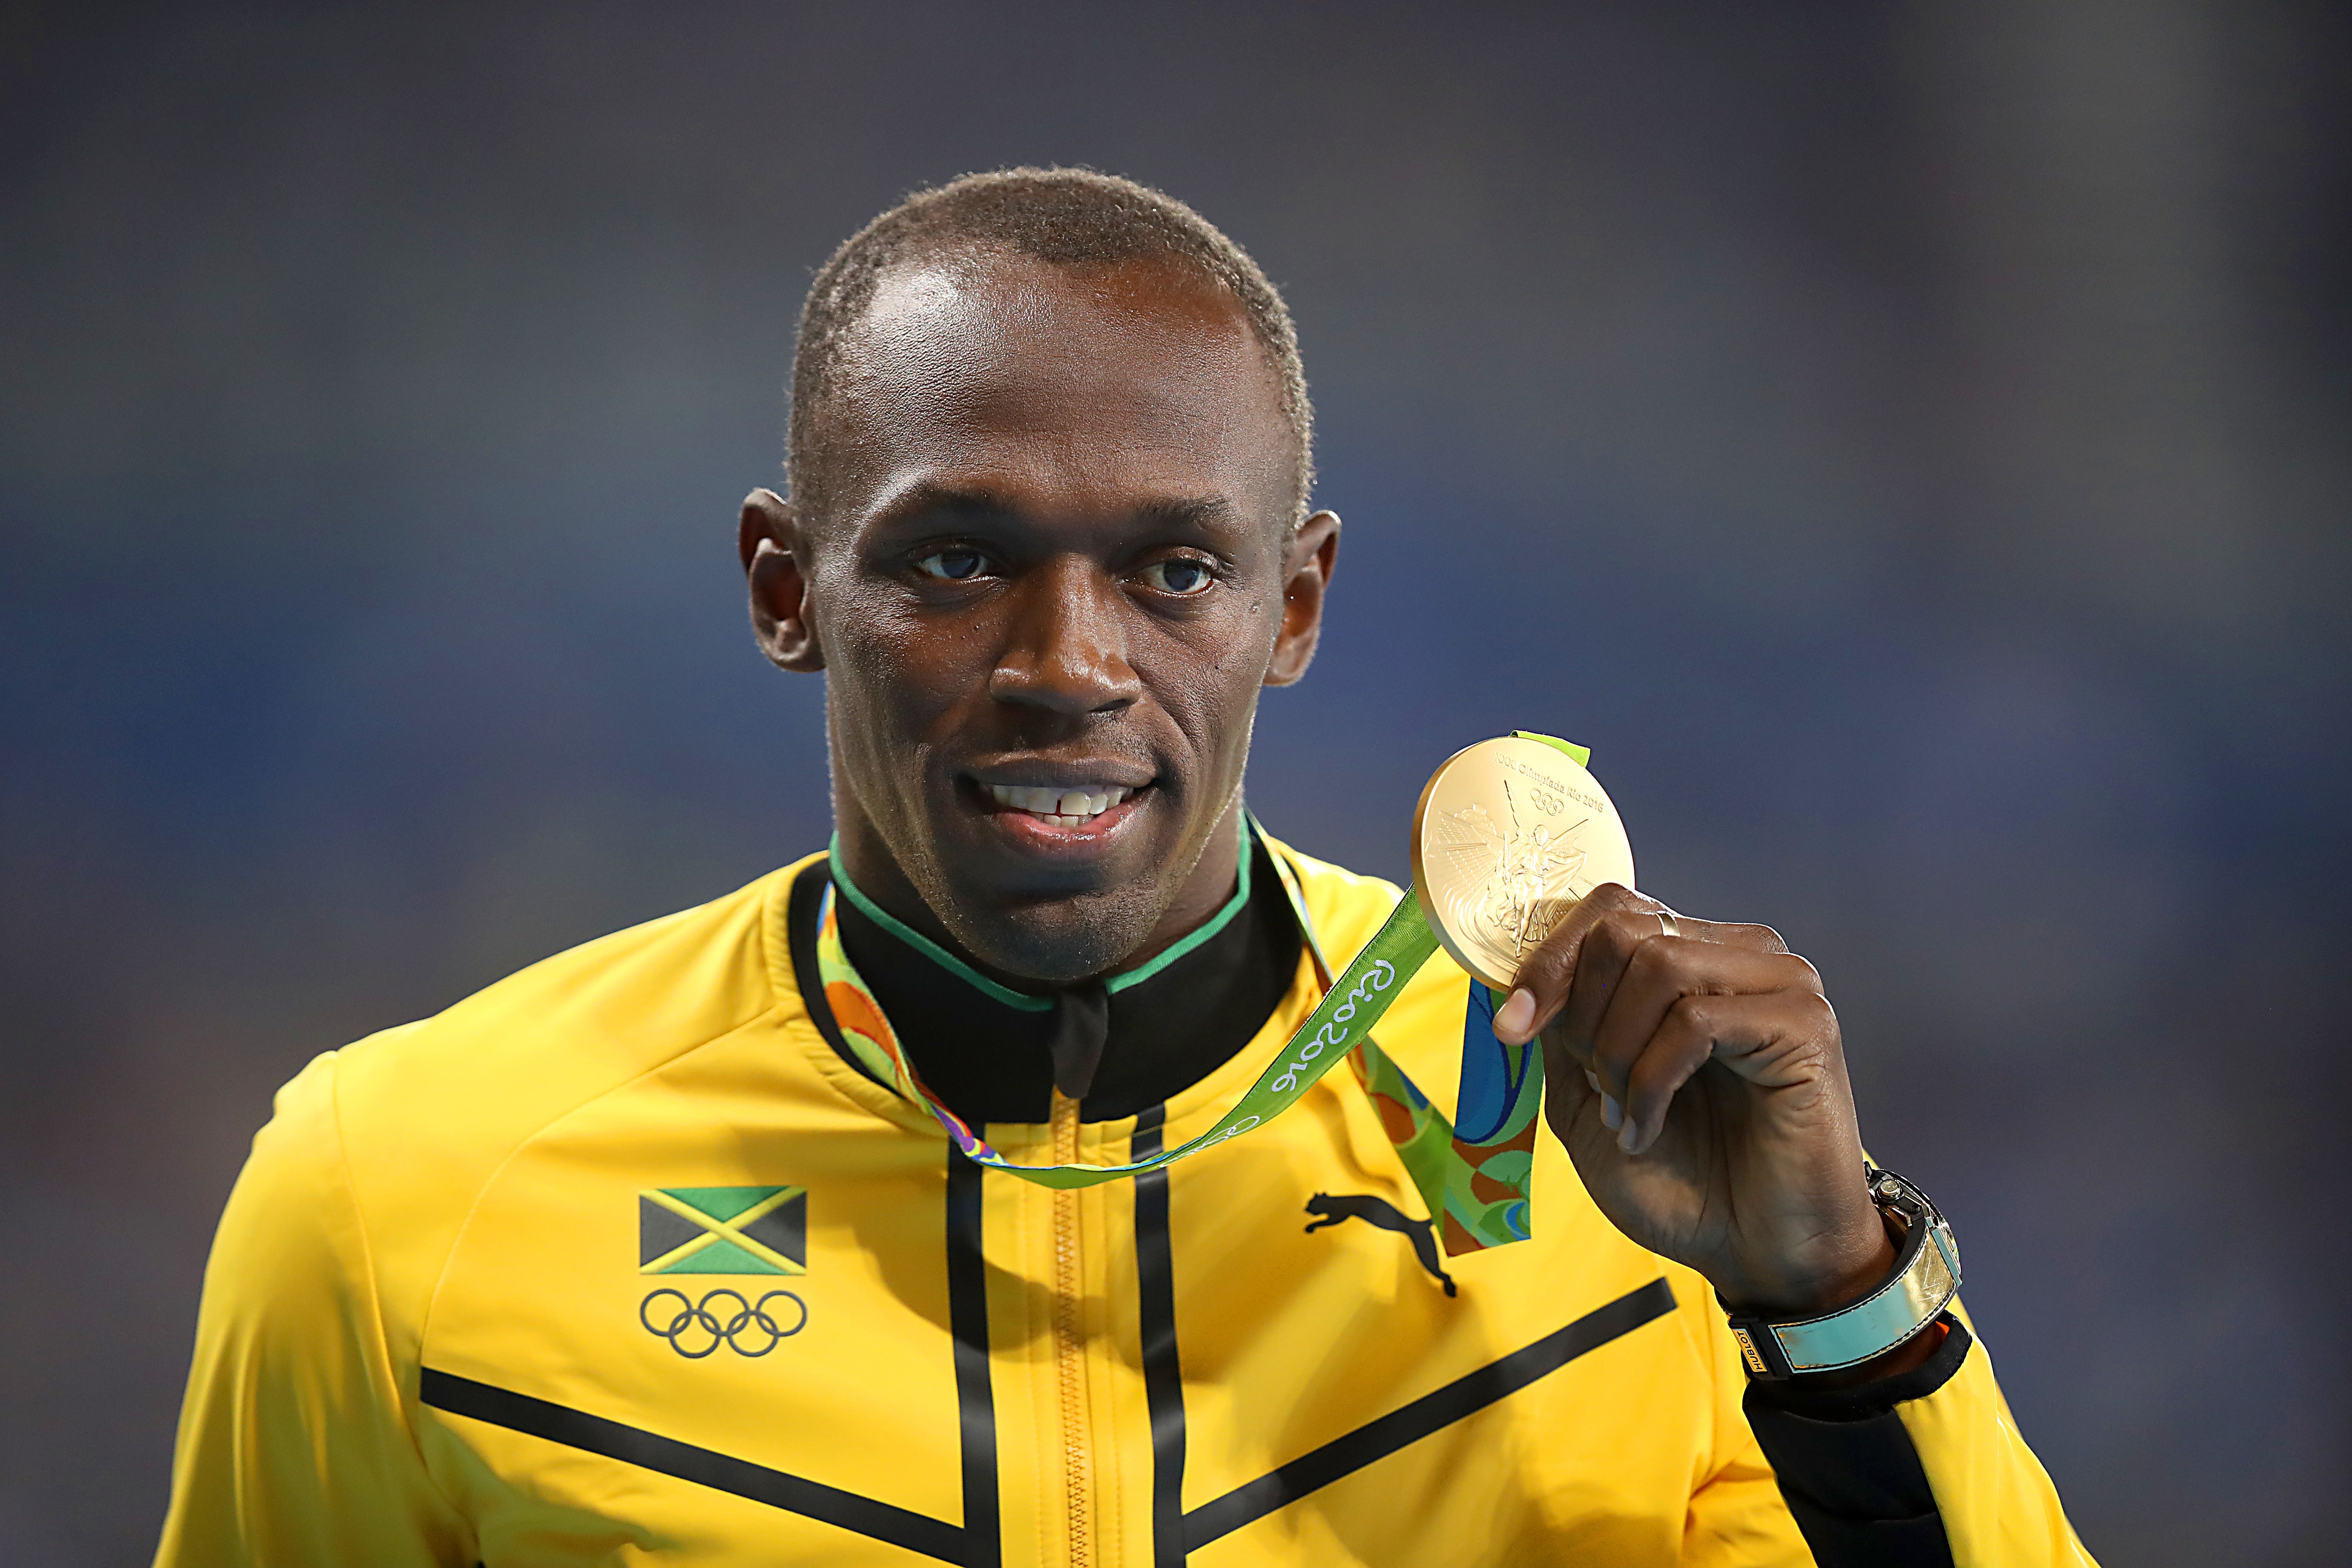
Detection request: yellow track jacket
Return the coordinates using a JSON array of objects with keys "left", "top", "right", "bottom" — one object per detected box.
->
[{"left": 157, "top": 842, "right": 2095, "bottom": 1566}]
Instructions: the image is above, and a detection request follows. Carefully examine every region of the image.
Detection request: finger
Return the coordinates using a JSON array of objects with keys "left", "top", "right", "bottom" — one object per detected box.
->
[
  {"left": 1540, "top": 890, "right": 1748, "bottom": 1058},
  {"left": 1588, "top": 940, "right": 1824, "bottom": 1104},
  {"left": 1534, "top": 1029, "right": 1628, "bottom": 1154},
  {"left": 1537, "top": 1033, "right": 1603, "bottom": 1130},
  {"left": 1609, "top": 993, "right": 1719, "bottom": 1155},
  {"left": 1662, "top": 916, "right": 1791, "bottom": 956},
  {"left": 1494, "top": 890, "right": 1801, "bottom": 1043},
  {"left": 1493, "top": 883, "right": 1656, "bottom": 1045},
  {"left": 1616, "top": 990, "right": 1837, "bottom": 1155}
]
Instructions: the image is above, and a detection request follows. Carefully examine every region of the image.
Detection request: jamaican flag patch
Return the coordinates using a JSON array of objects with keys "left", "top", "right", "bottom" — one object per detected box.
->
[{"left": 638, "top": 1186, "right": 806, "bottom": 1275}]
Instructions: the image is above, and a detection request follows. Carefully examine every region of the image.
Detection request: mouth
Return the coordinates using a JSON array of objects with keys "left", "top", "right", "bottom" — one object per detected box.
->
[{"left": 964, "top": 771, "right": 1156, "bottom": 853}]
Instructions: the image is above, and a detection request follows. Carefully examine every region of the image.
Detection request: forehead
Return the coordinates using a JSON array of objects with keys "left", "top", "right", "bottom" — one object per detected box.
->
[{"left": 821, "top": 248, "right": 1295, "bottom": 527}]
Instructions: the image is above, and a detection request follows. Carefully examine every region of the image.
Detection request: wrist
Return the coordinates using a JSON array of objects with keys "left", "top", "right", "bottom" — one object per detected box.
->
[
  {"left": 1716, "top": 1219, "right": 1898, "bottom": 1320},
  {"left": 1721, "top": 1166, "right": 1963, "bottom": 1382}
]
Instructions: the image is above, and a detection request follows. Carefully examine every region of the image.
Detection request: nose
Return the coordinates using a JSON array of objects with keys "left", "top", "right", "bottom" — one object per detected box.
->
[{"left": 987, "top": 556, "right": 1143, "bottom": 716}]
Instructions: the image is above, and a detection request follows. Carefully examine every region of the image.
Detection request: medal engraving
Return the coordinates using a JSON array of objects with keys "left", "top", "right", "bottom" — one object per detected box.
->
[{"left": 1411, "top": 735, "right": 1637, "bottom": 989}]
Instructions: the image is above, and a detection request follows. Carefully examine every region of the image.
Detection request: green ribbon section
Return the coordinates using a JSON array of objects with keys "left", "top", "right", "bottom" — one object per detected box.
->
[{"left": 1512, "top": 730, "right": 1591, "bottom": 766}]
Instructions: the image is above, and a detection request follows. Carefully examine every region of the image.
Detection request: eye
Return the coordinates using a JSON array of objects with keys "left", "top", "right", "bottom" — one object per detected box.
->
[
  {"left": 1139, "top": 557, "right": 1215, "bottom": 595},
  {"left": 914, "top": 548, "right": 989, "bottom": 582}
]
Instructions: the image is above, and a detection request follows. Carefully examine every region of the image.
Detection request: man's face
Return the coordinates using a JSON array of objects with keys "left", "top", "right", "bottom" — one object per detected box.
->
[{"left": 745, "top": 248, "right": 1335, "bottom": 983}]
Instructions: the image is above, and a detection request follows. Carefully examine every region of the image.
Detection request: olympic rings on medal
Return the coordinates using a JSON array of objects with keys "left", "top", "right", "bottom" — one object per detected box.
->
[{"left": 639, "top": 1288, "right": 809, "bottom": 1358}]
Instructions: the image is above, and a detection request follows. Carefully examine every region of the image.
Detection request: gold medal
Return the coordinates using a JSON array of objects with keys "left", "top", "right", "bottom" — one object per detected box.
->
[{"left": 1410, "top": 733, "right": 1637, "bottom": 989}]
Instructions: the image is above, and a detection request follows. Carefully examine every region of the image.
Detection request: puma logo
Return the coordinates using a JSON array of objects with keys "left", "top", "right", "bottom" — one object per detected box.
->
[{"left": 1303, "top": 1193, "right": 1457, "bottom": 1296}]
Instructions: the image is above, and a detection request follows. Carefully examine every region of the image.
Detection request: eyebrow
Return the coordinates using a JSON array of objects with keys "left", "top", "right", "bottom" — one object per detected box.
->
[
  {"left": 1133, "top": 495, "right": 1238, "bottom": 532},
  {"left": 864, "top": 483, "right": 1240, "bottom": 534},
  {"left": 864, "top": 482, "right": 1012, "bottom": 529}
]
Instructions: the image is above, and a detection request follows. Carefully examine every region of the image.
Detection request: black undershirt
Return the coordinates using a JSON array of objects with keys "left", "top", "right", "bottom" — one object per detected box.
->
[{"left": 805, "top": 832, "right": 1302, "bottom": 1125}]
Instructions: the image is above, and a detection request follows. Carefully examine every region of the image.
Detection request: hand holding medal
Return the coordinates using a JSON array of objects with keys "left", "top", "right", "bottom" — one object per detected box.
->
[
  {"left": 1418, "top": 735, "right": 1923, "bottom": 1338},
  {"left": 1452, "top": 748, "right": 1901, "bottom": 1323}
]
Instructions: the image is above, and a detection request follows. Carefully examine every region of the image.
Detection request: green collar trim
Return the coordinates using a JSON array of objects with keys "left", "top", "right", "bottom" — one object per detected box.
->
[
  {"left": 1104, "top": 815, "right": 1252, "bottom": 994},
  {"left": 826, "top": 838, "right": 1051, "bottom": 1011},
  {"left": 825, "top": 812, "right": 1256, "bottom": 1009}
]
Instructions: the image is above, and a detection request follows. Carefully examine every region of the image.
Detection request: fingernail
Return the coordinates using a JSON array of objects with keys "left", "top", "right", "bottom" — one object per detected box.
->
[
  {"left": 1494, "top": 988, "right": 1535, "bottom": 1038},
  {"left": 1583, "top": 1068, "right": 1603, "bottom": 1093},
  {"left": 1617, "top": 1118, "right": 1640, "bottom": 1154},
  {"left": 1600, "top": 1093, "right": 1622, "bottom": 1130}
]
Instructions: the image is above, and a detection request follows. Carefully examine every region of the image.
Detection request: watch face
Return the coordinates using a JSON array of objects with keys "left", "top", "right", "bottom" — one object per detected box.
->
[{"left": 1411, "top": 735, "right": 1636, "bottom": 989}]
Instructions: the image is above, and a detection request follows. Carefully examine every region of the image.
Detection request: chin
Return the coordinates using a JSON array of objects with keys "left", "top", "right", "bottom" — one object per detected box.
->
[{"left": 944, "top": 884, "right": 1163, "bottom": 986}]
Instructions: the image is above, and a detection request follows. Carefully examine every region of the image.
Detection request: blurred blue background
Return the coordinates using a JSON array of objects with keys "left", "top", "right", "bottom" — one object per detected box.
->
[{"left": 3, "top": 3, "right": 2347, "bottom": 1562}]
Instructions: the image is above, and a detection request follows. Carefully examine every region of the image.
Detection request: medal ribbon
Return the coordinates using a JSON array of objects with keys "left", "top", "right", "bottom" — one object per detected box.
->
[{"left": 816, "top": 764, "right": 1582, "bottom": 1254}]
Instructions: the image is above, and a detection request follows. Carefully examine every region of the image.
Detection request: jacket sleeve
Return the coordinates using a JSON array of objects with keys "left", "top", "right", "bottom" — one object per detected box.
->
[
  {"left": 1680, "top": 1275, "right": 1818, "bottom": 1568},
  {"left": 153, "top": 1053, "right": 471, "bottom": 1568},
  {"left": 1740, "top": 1308, "right": 2098, "bottom": 1568}
]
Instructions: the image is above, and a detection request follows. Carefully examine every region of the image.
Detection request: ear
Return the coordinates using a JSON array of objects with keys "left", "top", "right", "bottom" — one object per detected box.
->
[
  {"left": 1264, "top": 510, "right": 1341, "bottom": 687},
  {"left": 740, "top": 488, "right": 826, "bottom": 673}
]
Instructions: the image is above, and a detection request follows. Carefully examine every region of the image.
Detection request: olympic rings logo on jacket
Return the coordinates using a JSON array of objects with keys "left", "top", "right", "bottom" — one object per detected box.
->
[{"left": 638, "top": 1289, "right": 808, "bottom": 1358}]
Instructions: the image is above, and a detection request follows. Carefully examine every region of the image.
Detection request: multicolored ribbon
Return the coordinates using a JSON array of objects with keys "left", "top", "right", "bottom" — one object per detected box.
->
[{"left": 816, "top": 815, "right": 1554, "bottom": 1256}]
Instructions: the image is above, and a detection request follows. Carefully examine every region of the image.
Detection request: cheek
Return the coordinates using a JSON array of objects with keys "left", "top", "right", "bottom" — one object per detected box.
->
[
  {"left": 821, "top": 588, "right": 991, "bottom": 736},
  {"left": 1138, "top": 598, "right": 1279, "bottom": 743}
]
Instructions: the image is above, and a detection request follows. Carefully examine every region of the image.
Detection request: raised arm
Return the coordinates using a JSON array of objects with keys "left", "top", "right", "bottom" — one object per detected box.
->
[{"left": 1496, "top": 885, "right": 2095, "bottom": 1566}]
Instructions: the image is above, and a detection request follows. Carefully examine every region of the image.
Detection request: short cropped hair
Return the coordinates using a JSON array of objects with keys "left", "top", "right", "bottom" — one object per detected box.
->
[{"left": 787, "top": 168, "right": 1313, "bottom": 529}]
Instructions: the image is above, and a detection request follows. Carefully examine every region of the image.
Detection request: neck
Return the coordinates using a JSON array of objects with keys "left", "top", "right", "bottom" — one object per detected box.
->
[{"left": 815, "top": 820, "right": 1300, "bottom": 1124}]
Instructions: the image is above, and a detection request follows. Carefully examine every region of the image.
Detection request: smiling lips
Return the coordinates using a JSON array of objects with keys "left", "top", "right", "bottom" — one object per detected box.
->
[{"left": 983, "top": 782, "right": 1139, "bottom": 828}]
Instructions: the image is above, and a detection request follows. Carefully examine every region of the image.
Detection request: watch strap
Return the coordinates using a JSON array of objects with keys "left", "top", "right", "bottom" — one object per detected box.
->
[{"left": 1727, "top": 1166, "right": 1961, "bottom": 1380}]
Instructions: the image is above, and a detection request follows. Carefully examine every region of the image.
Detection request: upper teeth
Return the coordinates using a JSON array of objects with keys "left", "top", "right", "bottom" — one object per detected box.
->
[{"left": 986, "top": 784, "right": 1134, "bottom": 820}]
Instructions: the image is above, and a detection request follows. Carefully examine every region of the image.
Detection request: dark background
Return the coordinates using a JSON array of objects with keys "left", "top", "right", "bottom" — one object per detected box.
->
[{"left": 4, "top": 2, "right": 2347, "bottom": 1562}]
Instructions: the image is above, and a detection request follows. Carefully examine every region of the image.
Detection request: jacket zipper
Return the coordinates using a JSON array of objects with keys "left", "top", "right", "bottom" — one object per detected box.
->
[{"left": 1050, "top": 1088, "right": 1092, "bottom": 1568}]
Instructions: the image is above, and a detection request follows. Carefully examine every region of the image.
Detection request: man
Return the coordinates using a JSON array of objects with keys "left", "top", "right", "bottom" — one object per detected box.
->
[{"left": 157, "top": 169, "right": 2092, "bottom": 1566}]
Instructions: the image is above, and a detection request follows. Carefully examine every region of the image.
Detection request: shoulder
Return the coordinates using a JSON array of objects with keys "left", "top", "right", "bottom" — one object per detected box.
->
[
  {"left": 351, "top": 858, "right": 802, "bottom": 1110},
  {"left": 330, "top": 855, "right": 815, "bottom": 1182},
  {"left": 241, "top": 858, "right": 821, "bottom": 1337},
  {"left": 210, "top": 1049, "right": 369, "bottom": 1297}
]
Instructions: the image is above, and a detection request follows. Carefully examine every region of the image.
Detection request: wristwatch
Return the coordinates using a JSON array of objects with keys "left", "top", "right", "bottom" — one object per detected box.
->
[{"left": 1725, "top": 1165, "right": 1962, "bottom": 1381}]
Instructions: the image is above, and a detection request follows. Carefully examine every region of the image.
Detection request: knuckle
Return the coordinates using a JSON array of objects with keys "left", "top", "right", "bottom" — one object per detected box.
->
[
  {"left": 1667, "top": 996, "right": 1727, "bottom": 1061},
  {"left": 1668, "top": 991, "right": 1715, "bottom": 1034},
  {"left": 1592, "top": 913, "right": 1645, "bottom": 964},
  {"left": 1622, "top": 935, "right": 1671, "bottom": 986},
  {"left": 1625, "top": 1040, "right": 1690, "bottom": 1104},
  {"left": 1790, "top": 990, "right": 1839, "bottom": 1050},
  {"left": 1804, "top": 989, "right": 1838, "bottom": 1032},
  {"left": 1707, "top": 920, "right": 1786, "bottom": 954},
  {"left": 1589, "top": 1024, "right": 1637, "bottom": 1067}
]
